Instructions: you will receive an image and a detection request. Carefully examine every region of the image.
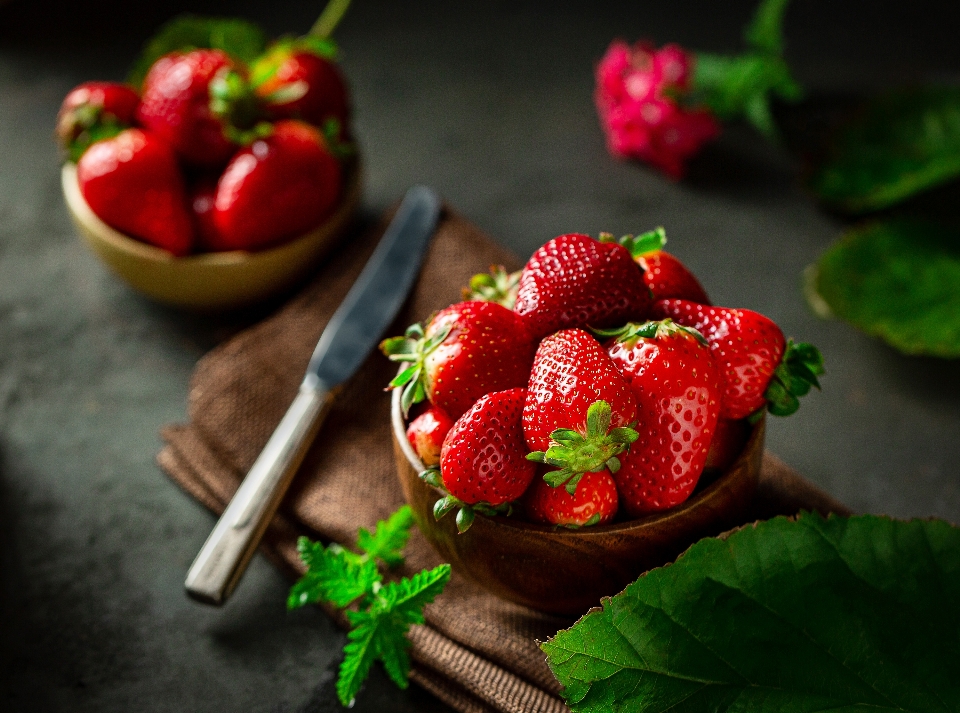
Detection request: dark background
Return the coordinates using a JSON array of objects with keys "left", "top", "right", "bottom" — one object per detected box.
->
[{"left": 1, "top": 1, "right": 959, "bottom": 710}]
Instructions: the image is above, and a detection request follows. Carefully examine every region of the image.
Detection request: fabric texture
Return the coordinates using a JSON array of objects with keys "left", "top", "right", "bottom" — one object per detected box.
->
[{"left": 158, "top": 208, "right": 850, "bottom": 713}]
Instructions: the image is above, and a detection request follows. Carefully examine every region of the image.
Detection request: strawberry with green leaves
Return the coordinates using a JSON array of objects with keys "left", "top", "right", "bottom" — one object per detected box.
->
[
  {"left": 381, "top": 301, "right": 537, "bottom": 420},
  {"left": 523, "top": 469, "right": 619, "bottom": 527},
  {"left": 421, "top": 388, "right": 536, "bottom": 533},
  {"left": 137, "top": 48, "right": 253, "bottom": 168},
  {"left": 599, "top": 319, "right": 721, "bottom": 515},
  {"left": 56, "top": 82, "right": 140, "bottom": 162},
  {"left": 651, "top": 299, "right": 824, "bottom": 420},
  {"left": 77, "top": 128, "right": 193, "bottom": 256},
  {"left": 513, "top": 233, "right": 653, "bottom": 339},
  {"left": 405, "top": 406, "right": 453, "bottom": 467},
  {"left": 205, "top": 120, "right": 342, "bottom": 251},
  {"left": 600, "top": 227, "right": 711, "bottom": 304}
]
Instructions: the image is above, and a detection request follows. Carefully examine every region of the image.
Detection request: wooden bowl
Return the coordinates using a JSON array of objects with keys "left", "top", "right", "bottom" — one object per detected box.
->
[
  {"left": 61, "top": 160, "right": 361, "bottom": 310},
  {"left": 392, "top": 387, "right": 764, "bottom": 615}
]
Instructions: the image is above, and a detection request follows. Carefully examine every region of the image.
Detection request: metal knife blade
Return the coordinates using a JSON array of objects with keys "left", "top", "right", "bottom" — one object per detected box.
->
[{"left": 185, "top": 186, "right": 441, "bottom": 605}]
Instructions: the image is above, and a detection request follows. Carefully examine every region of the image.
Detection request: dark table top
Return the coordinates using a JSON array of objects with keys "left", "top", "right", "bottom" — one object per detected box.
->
[{"left": 1, "top": 1, "right": 959, "bottom": 711}]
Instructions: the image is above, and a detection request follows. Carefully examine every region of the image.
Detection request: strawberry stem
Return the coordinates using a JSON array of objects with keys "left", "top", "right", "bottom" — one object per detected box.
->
[
  {"left": 309, "top": 0, "right": 353, "bottom": 39},
  {"left": 600, "top": 227, "right": 667, "bottom": 259},
  {"left": 527, "top": 401, "right": 638, "bottom": 494}
]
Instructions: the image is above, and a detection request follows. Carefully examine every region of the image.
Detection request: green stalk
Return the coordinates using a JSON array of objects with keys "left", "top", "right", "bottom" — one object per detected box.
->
[{"left": 310, "top": 0, "right": 353, "bottom": 38}]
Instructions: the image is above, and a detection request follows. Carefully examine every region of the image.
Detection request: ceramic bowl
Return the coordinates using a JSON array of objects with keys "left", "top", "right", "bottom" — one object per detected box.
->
[
  {"left": 61, "top": 160, "right": 361, "bottom": 310},
  {"left": 392, "top": 386, "right": 764, "bottom": 615}
]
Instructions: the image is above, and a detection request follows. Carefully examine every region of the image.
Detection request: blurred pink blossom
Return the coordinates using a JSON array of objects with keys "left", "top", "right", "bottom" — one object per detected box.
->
[{"left": 595, "top": 40, "right": 720, "bottom": 178}]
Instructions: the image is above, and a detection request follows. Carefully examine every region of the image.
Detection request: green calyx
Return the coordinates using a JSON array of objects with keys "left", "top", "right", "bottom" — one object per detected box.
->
[
  {"left": 208, "top": 68, "right": 273, "bottom": 144},
  {"left": 599, "top": 227, "right": 667, "bottom": 259},
  {"left": 526, "top": 400, "right": 639, "bottom": 495},
  {"left": 67, "top": 120, "right": 125, "bottom": 163},
  {"left": 462, "top": 265, "right": 521, "bottom": 309},
  {"left": 321, "top": 117, "right": 355, "bottom": 161},
  {"left": 380, "top": 322, "right": 451, "bottom": 416},
  {"left": 593, "top": 319, "right": 708, "bottom": 349},
  {"left": 420, "top": 468, "right": 513, "bottom": 533},
  {"left": 690, "top": 0, "right": 802, "bottom": 140},
  {"left": 755, "top": 339, "right": 825, "bottom": 420}
]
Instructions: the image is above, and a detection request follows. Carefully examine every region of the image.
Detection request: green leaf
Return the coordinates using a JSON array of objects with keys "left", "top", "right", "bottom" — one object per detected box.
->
[
  {"left": 356, "top": 505, "right": 415, "bottom": 567},
  {"left": 809, "top": 87, "right": 960, "bottom": 213},
  {"left": 336, "top": 564, "right": 451, "bottom": 706},
  {"left": 287, "top": 537, "right": 381, "bottom": 610},
  {"left": 543, "top": 513, "right": 960, "bottom": 712},
  {"left": 744, "top": 0, "right": 791, "bottom": 55},
  {"left": 808, "top": 219, "right": 960, "bottom": 357},
  {"left": 128, "top": 15, "right": 267, "bottom": 88}
]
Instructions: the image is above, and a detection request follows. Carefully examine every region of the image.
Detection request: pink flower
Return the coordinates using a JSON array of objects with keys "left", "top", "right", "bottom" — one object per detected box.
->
[{"left": 595, "top": 40, "right": 719, "bottom": 178}]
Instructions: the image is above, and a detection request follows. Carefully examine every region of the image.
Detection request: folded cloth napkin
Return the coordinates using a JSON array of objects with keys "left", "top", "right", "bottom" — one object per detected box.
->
[{"left": 158, "top": 207, "right": 850, "bottom": 713}]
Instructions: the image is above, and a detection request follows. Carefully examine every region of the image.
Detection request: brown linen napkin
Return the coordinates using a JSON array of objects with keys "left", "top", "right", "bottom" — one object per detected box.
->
[{"left": 158, "top": 208, "right": 850, "bottom": 713}]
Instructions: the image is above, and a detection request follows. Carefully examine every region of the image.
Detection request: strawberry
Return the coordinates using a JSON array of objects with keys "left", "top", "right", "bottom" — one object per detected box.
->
[
  {"left": 704, "top": 417, "right": 750, "bottom": 471},
  {"left": 523, "top": 329, "right": 638, "bottom": 453},
  {"left": 252, "top": 39, "right": 350, "bottom": 134},
  {"left": 188, "top": 176, "right": 221, "bottom": 252},
  {"left": 56, "top": 82, "right": 140, "bottom": 161},
  {"left": 651, "top": 299, "right": 824, "bottom": 420},
  {"left": 205, "top": 120, "right": 342, "bottom": 252},
  {"left": 420, "top": 388, "right": 536, "bottom": 532},
  {"left": 381, "top": 301, "right": 537, "bottom": 420},
  {"left": 406, "top": 406, "right": 454, "bottom": 467},
  {"left": 462, "top": 265, "right": 521, "bottom": 310},
  {"left": 599, "top": 227, "right": 710, "bottom": 304},
  {"left": 600, "top": 320, "right": 721, "bottom": 515},
  {"left": 523, "top": 470, "right": 619, "bottom": 527},
  {"left": 137, "top": 49, "right": 254, "bottom": 168},
  {"left": 77, "top": 128, "right": 193, "bottom": 256},
  {"left": 513, "top": 233, "right": 652, "bottom": 339}
]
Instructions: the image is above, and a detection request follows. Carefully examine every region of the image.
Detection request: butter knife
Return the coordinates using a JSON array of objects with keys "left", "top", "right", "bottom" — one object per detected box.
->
[{"left": 185, "top": 186, "right": 441, "bottom": 605}]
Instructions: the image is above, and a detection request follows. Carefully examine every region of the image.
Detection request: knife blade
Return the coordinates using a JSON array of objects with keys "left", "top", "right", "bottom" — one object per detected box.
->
[{"left": 185, "top": 186, "right": 441, "bottom": 605}]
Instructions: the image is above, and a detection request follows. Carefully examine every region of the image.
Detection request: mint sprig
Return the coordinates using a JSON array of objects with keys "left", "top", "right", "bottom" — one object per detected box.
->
[{"left": 289, "top": 505, "right": 451, "bottom": 707}]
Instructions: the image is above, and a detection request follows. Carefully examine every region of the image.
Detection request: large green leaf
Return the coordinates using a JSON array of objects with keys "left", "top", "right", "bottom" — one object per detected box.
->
[
  {"left": 542, "top": 513, "right": 960, "bottom": 712},
  {"left": 128, "top": 15, "right": 267, "bottom": 88},
  {"left": 810, "top": 87, "right": 960, "bottom": 213},
  {"left": 807, "top": 219, "right": 960, "bottom": 358}
]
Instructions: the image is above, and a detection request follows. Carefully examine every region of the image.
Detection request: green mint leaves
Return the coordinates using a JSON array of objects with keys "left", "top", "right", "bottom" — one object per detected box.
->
[
  {"left": 692, "top": 0, "right": 802, "bottom": 139},
  {"left": 288, "top": 505, "right": 451, "bottom": 707},
  {"left": 807, "top": 219, "right": 960, "bottom": 358},
  {"left": 128, "top": 15, "right": 267, "bottom": 88},
  {"left": 543, "top": 512, "right": 960, "bottom": 712},
  {"left": 810, "top": 87, "right": 960, "bottom": 214}
]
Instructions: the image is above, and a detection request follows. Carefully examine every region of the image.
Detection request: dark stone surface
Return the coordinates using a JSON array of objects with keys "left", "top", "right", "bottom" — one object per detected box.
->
[{"left": 0, "top": 0, "right": 958, "bottom": 710}]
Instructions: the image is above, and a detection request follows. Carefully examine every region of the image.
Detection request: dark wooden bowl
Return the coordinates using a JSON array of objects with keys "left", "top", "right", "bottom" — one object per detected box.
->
[{"left": 392, "top": 388, "right": 764, "bottom": 615}]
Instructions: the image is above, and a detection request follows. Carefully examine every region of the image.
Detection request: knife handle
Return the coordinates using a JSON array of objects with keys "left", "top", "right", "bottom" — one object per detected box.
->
[{"left": 185, "top": 374, "right": 335, "bottom": 605}]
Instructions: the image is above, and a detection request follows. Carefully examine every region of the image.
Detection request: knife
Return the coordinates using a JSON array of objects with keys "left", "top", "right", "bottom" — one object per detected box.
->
[{"left": 185, "top": 186, "right": 441, "bottom": 605}]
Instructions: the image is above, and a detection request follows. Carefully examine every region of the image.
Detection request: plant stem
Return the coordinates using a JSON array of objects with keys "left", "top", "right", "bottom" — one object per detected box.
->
[{"left": 309, "top": 0, "right": 353, "bottom": 38}]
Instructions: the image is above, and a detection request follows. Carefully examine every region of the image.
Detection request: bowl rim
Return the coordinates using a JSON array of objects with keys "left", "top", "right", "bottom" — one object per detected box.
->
[
  {"left": 391, "top": 374, "right": 764, "bottom": 538},
  {"left": 61, "top": 157, "right": 362, "bottom": 265}
]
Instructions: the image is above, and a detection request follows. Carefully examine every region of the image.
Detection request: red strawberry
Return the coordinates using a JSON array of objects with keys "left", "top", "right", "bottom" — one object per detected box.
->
[
  {"left": 252, "top": 40, "right": 350, "bottom": 133},
  {"left": 421, "top": 388, "right": 536, "bottom": 532},
  {"left": 523, "top": 470, "right": 618, "bottom": 527},
  {"left": 651, "top": 299, "right": 824, "bottom": 420},
  {"left": 513, "top": 233, "right": 652, "bottom": 338},
  {"left": 381, "top": 301, "right": 537, "bottom": 421},
  {"left": 57, "top": 82, "right": 140, "bottom": 161},
  {"left": 77, "top": 128, "right": 193, "bottom": 256},
  {"left": 406, "top": 406, "right": 454, "bottom": 467},
  {"left": 704, "top": 417, "right": 750, "bottom": 471},
  {"left": 137, "top": 49, "right": 250, "bottom": 168},
  {"left": 523, "top": 329, "right": 638, "bottom": 453},
  {"left": 600, "top": 228, "right": 710, "bottom": 304},
  {"left": 601, "top": 320, "right": 721, "bottom": 515},
  {"left": 188, "top": 176, "right": 221, "bottom": 252},
  {"left": 206, "top": 120, "right": 342, "bottom": 251}
]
